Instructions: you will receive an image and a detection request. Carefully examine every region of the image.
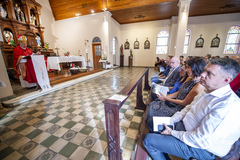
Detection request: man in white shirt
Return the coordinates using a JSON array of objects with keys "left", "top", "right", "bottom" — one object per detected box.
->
[{"left": 143, "top": 58, "right": 240, "bottom": 160}]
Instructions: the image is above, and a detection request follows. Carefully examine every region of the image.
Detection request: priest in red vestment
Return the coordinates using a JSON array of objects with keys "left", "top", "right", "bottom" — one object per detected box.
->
[{"left": 13, "top": 35, "right": 38, "bottom": 88}]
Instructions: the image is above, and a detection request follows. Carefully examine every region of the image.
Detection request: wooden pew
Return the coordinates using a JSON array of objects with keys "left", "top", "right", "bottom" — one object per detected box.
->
[{"left": 102, "top": 67, "right": 151, "bottom": 160}]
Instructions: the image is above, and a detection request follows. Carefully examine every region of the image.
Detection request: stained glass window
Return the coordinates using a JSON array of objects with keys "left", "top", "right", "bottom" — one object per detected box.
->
[
  {"left": 92, "top": 37, "right": 101, "bottom": 43},
  {"left": 183, "top": 29, "right": 191, "bottom": 54},
  {"left": 156, "top": 31, "right": 169, "bottom": 54},
  {"left": 224, "top": 26, "right": 240, "bottom": 54}
]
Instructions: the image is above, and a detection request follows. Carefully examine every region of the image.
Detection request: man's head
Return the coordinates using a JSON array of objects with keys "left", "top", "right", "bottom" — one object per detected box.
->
[
  {"left": 200, "top": 58, "right": 240, "bottom": 92},
  {"left": 17, "top": 35, "right": 27, "bottom": 49},
  {"left": 180, "top": 55, "right": 184, "bottom": 61},
  {"left": 170, "top": 57, "right": 180, "bottom": 69},
  {"left": 204, "top": 54, "right": 211, "bottom": 60},
  {"left": 166, "top": 56, "right": 173, "bottom": 63}
]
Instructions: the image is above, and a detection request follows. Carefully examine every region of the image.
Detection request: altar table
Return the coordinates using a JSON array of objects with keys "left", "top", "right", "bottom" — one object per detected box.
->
[{"left": 47, "top": 56, "right": 86, "bottom": 72}]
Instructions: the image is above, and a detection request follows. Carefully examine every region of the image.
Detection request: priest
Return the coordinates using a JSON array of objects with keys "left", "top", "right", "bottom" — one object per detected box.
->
[{"left": 13, "top": 35, "right": 39, "bottom": 88}]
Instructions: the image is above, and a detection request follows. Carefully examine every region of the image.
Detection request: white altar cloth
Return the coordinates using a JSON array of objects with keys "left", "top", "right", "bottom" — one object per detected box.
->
[{"left": 47, "top": 56, "right": 86, "bottom": 71}]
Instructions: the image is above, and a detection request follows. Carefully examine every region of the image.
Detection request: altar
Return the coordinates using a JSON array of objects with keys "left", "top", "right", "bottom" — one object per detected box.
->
[{"left": 47, "top": 56, "right": 86, "bottom": 73}]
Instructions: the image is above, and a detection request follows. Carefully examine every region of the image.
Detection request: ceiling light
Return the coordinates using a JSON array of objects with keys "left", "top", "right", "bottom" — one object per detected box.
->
[
  {"left": 102, "top": 8, "right": 107, "bottom": 11},
  {"left": 75, "top": 13, "right": 81, "bottom": 16},
  {"left": 91, "top": 10, "right": 94, "bottom": 13}
]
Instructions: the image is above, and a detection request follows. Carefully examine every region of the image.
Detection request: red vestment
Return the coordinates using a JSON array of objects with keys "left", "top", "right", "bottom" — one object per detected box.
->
[
  {"left": 230, "top": 72, "right": 240, "bottom": 93},
  {"left": 13, "top": 45, "right": 37, "bottom": 83}
]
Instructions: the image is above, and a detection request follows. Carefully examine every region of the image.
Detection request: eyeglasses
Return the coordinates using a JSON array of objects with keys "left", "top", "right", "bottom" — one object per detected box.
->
[{"left": 170, "top": 61, "right": 177, "bottom": 64}]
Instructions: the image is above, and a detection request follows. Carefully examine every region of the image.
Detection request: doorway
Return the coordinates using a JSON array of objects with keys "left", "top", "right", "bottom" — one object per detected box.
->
[
  {"left": 92, "top": 43, "right": 102, "bottom": 69},
  {"left": 113, "top": 37, "right": 119, "bottom": 66}
]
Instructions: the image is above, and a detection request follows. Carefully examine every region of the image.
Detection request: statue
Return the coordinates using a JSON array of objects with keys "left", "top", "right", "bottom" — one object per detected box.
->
[
  {"left": 4, "top": 31, "right": 14, "bottom": 45},
  {"left": 30, "top": 14, "right": 36, "bottom": 25},
  {"left": 120, "top": 44, "right": 123, "bottom": 55},
  {"left": 130, "top": 49, "right": 133, "bottom": 57},
  {"left": 20, "top": 11, "right": 25, "bottom": 22},
  {"left": 14, "top": 4, "right": 21, "bottom": 21},
  {"left": 0, "top": 4, "right": 7, "bottom": 18},
  {"left": 36, "top": 36, "right": 41, "bottom": 46}
]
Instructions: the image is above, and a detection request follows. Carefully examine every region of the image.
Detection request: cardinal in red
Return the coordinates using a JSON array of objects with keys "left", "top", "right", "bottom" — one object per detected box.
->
[{"left": 13, "top": 35, "right": 37, "bottom": 86}]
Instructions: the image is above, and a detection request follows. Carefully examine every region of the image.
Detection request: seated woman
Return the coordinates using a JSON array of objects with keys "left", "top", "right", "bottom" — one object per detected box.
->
[
  {"left": 151, "top": 64, "right": 188, "bottom": 101},
  {"left": 154, "top": 57, "right": 162, "bottom": 70},
  {"left": 146, "top": 57, "right": 206, "bottom": 132}
]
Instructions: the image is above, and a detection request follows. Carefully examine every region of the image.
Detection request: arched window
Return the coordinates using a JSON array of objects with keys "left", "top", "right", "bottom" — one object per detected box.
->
[
  {"left": 156, "top": 31, "right": 169, "bottom": 54},
  {"left": 183, "top": 29, "right": 191, "bottom": 54},
  {"left": 224, "top": 25, "right": 240, "bottom": 54}
]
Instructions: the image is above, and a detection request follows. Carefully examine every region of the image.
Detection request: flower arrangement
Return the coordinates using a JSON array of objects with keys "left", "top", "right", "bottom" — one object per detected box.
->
[
  {"left": 9, "top": 39, "right": 16, "bottom": 47},
  {"left": 44, "top": 42, "right": 50, "bottom": 50}
]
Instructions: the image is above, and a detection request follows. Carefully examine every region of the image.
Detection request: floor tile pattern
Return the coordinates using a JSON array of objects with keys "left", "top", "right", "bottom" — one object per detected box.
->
[{"left": 0, "top": 67, "right": 158, "bottom": 160}]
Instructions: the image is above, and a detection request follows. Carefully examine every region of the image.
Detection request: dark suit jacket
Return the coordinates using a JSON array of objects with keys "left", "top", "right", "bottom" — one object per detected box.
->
[{"left": 163, "top": 65, "right": 181, "bottom": 87}]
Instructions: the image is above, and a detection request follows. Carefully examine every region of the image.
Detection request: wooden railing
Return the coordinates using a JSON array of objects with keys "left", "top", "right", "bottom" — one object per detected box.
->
[{"left": 102, "top": 67, "right": 151, "bottom": 160}]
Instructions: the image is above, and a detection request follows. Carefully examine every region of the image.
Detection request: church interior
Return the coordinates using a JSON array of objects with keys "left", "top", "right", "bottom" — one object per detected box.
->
[{"left": 0, "top": 0, "right": 240, "bottom": 159}]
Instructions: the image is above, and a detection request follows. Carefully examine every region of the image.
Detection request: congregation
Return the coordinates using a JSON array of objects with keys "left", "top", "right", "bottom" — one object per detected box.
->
[{"left": 143, "top": 55, "right": 240, "bottom": 160}]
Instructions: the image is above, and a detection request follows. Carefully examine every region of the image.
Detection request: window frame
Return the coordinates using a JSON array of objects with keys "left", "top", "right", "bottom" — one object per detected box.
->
[
  {"left": 224, "top": 25, "right": 240, "bottom": 54},
  {"left": 156, "top": 30, "right": 169, "bottom": 54}
]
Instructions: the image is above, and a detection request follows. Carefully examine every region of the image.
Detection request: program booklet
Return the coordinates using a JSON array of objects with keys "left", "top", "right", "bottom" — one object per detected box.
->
[
  {"left": 153, "top": 84, "right": 169, "bottom": 96},
  {"left": 153, "top": 117, "right": 174, "bottom": 132}
]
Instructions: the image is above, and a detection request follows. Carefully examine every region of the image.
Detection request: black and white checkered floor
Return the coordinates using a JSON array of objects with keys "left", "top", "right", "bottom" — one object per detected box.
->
[{"left": 0, "top": 67, "right": 159, "bottom": 160}]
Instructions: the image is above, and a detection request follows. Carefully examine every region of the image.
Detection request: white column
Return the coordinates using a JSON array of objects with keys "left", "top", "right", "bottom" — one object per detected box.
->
[{"left": 174, "top": 0, "right": 191, "bottom": 57}]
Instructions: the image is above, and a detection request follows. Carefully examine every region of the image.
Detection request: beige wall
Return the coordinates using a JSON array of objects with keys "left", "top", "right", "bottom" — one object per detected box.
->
[{"left": 0, "top": 49, "right": 13, "bottom": 99}]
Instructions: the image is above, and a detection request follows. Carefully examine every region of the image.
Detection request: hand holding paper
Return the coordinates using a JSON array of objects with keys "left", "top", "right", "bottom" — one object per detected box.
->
[
  {"left": 153, "top": 84, "right": 169, "bottom": 96},
  {"left": 157, "top": 93, "right": 165, "bottom": 101}
]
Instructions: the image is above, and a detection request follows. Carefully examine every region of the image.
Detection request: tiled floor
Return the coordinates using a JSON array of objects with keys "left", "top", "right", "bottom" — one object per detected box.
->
[{"left": 0, "top": 67, "right": 158, "bottom": 160}]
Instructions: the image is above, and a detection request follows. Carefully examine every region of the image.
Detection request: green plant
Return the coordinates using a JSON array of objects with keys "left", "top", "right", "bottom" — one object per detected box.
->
[
  {"left": 9, "top": 39, "right": 16, "bottom": 47},
  {"left": 44, "top": 42, "right": 49, "bottom": 50}
]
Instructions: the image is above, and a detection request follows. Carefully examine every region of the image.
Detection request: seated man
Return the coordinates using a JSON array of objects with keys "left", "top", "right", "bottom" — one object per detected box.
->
[
  {"left": 152, "top": 57, "right": 181, "bottom": 88},
  {"left": 143, "top": 58, "right": 240, "bottom": 160},
  {"left": 151, "top": 56, "right": 172, "bottom": 83},
  {"left": 13, "top": 35, "right": 40, "bottom": 88}
]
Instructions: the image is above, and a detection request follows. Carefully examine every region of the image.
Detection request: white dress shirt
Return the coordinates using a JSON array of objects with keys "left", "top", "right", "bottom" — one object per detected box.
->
[{"left": 171, "top": 84, "right": 240, "bottom": 157}]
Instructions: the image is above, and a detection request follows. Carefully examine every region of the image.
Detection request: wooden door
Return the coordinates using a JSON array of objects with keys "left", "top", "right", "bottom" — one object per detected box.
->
[{"left": 92, "top": 43, "right": 102, "bottom": 69}]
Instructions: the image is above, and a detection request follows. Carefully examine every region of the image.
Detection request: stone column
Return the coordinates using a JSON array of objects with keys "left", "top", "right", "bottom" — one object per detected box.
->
[{"left": 174, "top": 0, "right": 191, "bottom": 57}]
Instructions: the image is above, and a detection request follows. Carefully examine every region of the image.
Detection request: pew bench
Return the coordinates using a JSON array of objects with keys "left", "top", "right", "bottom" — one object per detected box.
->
[{"left": 134, "top": 90, "right": 240, "bottom": 160}]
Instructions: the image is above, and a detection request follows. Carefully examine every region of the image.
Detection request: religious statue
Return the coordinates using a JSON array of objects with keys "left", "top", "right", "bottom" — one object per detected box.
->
[
  {"left": 4, "top": 31, "right": 14, "bottom": 45},
  {"left": 14, "top": 3, "right": 21, "bottom": 21},
  {"left": 20, "top": 11, "right": 25, "bottom": 22},
  {"left": 36, "top": 36, "right": 41, "bottom": 46},
  {"left": 30, "top": 14, "right": 36, "bottom": 25},
  {"left": 120, "top": 44, "right": 123, "bottom": 55},
  {"left": 0, "top": 4, "right": 7, "bottom": 18},
  {"left": 130, "top": 49, "right": 133, "bottom": 57}
]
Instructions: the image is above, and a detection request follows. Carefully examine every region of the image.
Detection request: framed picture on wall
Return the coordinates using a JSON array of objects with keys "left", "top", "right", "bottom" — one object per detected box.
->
[
  {"left": 144, "top": 38, "right": 150, "bottom": 49},
  {"left": 211, "top": 34, "right": 220, "bottom": 48},
  {"left": 124, "top": 39, "right": 130, "bottom": 50},
  {"left": 134, "top": 38, "right": 139, "bottom": 49},
  {"left": 195, "top": 34, "right": 204, "bottom": 48}
]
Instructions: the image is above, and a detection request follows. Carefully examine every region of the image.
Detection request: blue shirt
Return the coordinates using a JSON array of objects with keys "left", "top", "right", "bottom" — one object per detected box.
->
[
  {"left": 168, "top": 77, "right": 183, "bottom": 94},
  {"left": 163, "top": 65, "right": 171, "bottom": 77}
]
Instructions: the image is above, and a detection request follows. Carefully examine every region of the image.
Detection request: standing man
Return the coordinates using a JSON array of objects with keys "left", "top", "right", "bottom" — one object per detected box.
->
[
  {"left": 13, "top": 35, "right": 38, "bottom": 88},
  {"left": 143, "top": 58, "right": 240, "bottom": 160}
]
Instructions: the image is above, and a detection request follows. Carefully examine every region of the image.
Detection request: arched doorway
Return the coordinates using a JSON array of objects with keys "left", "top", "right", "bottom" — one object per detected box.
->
[{"left": 92, "top": 37, "right": 102, "bottom": 69}]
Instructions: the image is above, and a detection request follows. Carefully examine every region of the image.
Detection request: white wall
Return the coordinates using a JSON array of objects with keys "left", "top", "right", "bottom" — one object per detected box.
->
[
  {"left": 186, "top": 13, "right": 240, "bottom": 57},
  {"left": 121, "top": 19, "right": 171, "bottom": 66},
  {"left": 36, "top": 0, "right": 57, "bottom": 50},
  {"left": 108, "top": 14, "right": 121, "bottom": 65},
  {"left": 55, "top": 12, "right": 110, "bottom": 67},
  {"left": 0, "top": 49, "right": 13, "bottom": 99}
]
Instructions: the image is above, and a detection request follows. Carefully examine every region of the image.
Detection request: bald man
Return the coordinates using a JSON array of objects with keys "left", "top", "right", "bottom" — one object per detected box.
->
[{"left": 161, "top": 56, "right": 181, "bottom": 87}]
